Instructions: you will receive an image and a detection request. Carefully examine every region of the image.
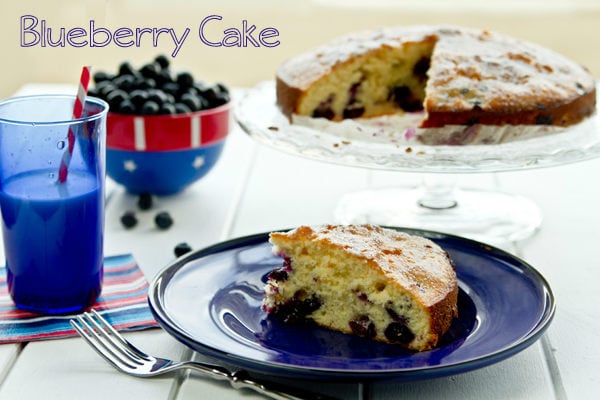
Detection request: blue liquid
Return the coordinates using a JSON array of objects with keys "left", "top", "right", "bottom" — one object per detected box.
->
[{"left": 0, "top": 170, "right": 103, "bottom": 314}]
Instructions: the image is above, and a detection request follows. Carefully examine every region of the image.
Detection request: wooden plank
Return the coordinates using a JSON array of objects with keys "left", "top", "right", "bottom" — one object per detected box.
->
[
  {"left": 371, "top": 342, "right": 555, "bottom": 399},
  {"left": 499, "top": 158, "right": 600, "bottom": 400},
  {"left": 0, "top": 330, "right": 182, "bottom": 400}
]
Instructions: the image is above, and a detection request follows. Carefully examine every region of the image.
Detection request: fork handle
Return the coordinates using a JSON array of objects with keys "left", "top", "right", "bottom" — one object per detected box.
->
[
  {"left": 230, "top": 370, "right": 338, "bottom": 400},
  {"left": 183, "top": 362, "right": 337, "bottom": 400}
]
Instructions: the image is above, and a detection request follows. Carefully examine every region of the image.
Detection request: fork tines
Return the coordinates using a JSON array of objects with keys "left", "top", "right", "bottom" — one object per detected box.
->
[{"left": 70, "top": 309, "right": 147, "bottom": 370}]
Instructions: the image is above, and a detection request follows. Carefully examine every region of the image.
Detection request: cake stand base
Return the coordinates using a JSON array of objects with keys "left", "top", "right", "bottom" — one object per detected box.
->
[{"left": 334, "top": 186, "right": 542, "bottom": 245}]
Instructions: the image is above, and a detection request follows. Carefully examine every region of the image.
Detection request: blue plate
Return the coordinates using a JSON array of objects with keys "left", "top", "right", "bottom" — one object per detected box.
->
[{"left": 148, "top": 228, "right": 555, "bottom": 381}]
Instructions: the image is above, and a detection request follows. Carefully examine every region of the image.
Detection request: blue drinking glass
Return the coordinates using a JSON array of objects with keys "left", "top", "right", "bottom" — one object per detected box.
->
[{"left": 0, "top": 95, "right": 108, "bottom": 315}]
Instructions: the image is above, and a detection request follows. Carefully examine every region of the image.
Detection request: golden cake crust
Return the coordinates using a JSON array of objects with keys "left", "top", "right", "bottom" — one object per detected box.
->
[
  {"left": 267, "top": 224, "right": 458, "bottom": 350},
  {"left": 276, "top": 25, "right": 596, "bottom": 129}
]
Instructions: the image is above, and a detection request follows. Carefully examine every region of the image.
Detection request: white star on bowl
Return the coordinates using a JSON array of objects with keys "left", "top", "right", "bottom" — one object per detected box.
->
[
  {"left": 192, "top": 156, "right": 205, "bottom": 169},
  {"left": 123, "top": 160, "right": 137, "bottom": 172}
]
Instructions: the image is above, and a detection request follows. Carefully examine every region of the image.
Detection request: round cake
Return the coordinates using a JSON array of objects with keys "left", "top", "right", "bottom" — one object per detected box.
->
[
  {"left": 262, "top": 225, "right": 459, "bottom": 352},
  {"left": 276, "top": 25, "right": 596, "bottom": 133}
]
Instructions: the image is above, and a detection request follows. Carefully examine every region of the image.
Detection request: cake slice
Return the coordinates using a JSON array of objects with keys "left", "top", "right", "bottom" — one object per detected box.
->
[{"left": 262, "top": 224, "right": 458, "bottom": 351}]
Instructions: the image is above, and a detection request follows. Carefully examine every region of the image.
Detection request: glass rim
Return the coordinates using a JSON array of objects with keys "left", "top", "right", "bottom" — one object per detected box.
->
[{"left": 0, "top": 94, "right": 109, "bottom": 126}]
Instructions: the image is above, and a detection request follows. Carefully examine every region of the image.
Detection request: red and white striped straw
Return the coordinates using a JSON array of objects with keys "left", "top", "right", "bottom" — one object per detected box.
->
[{"left": 58, "top": 66, "right": 92, "bottom": 184}]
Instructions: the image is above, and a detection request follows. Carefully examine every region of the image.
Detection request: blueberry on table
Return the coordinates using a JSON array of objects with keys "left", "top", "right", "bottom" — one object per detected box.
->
[
  {"left": 137, "top": 193, "right": 153, "bottom": 210},
  {"left": 174, "top": 242, "right": 193, "bottom": 257},
  {"left": 155, "top": 212, "right": 173, "bottom": 230},
  {"left": 120, "top": 211, "right": 138, "bottom": 229}
]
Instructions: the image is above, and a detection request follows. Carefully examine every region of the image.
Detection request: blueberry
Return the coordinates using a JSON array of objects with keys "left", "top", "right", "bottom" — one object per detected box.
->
[
  {"left": 129, "top": 90, "right": 150, "bottom": 108},
  {"left": 93, "top": 71, "right": 113, "bottom": 84},
  {"left": 413, "top": 57, "right": 430, "bottom": 81},
  {"left": 118, "top": 61, "right": 136, "bottom": 76},
  {"left": 349, "top": 315, "right": 377, "bottom": 338},
  {"left": 87, "top": 87, "right": 100, "bottom": 99},
  {"left": 342, "top": 105, "right": 365, "bottom": 119},
  {"left": 161, "top": 82, "right": 180, "bottom": 96},
  {"left": 174, "top": 242, "right": 192, "bottom": 257},
  {"left": 176, "top": 71, "right": 194, "bottom": 88},
  {"left": 267, "top": 268, "right": 289, "bottom": 282},
  {"left": 155, "top": 211, "right": 173, "bottom": 230},
  {"left": 208, "top": 91, "right": 229, "bottom": 108},
  {"left": 120, "top": 211, "right": 138, "bottom": 229},
  {"left": 312, "top": 95, "right": 335, "bottom": 119},
  {"left": 390, "top": 86, "right": 423, "bottom": 112},
  {"left": 272, "top": 292, "right": 322, "bottom": 325},
  {"left": 147, "top": 89, "right": 169, "bottom": 106},
  {"left": 174, "top": 103, "right": 192, "bottom": 114},
  {"left": 154, "top": 54, "right": 170, "bottom": 70},
  {"left": 384, "top": 321, "right": 415, "bottom": 344},
  {"left": 141, "top": 100, "right": 160, "bottom": 115},
  {"left": 155, "top": 68, "right": 173, "bottom": 86},
  {"left": 136, "top": 78, "right": 156, "bottom": 90},
  {"left": 216, "top": 82, "right": 230, "bottom": 95},
  {"left": 159, "top": 103, "right": 176, "bottom": 115},
  {"left": 116, "top": 99, "right": 136, "bottom": 114},
  {"left": 198, "top": 86, "right": 219, "bottom": 104},
  {"left": 137, "top": 193, "right": 153, "bottom": 210},
  {"left": 140, "top": 62, "right": 160, "bottom": 79},
  {"left": 96, "top": 81, "right": 117, "bottom": 99},
  {"left": 113, "top": 74, "right": 136, "bottom": 91},
  {"left": 106, "top": 89, "right": 129, "bottom": 110},
  {"left": 180, "top": 93, "right": 202, "bottom": 111}
]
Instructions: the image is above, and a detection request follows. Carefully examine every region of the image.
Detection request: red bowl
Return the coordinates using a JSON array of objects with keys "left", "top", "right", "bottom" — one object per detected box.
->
[{"left": 106, "top": 102, "right": 232, "bottom": 195}]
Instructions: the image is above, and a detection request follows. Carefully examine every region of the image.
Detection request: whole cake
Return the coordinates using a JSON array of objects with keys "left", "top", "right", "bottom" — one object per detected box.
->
[
  {"left": 276, "top": 26, "right": 596, "bottom": 132},
  {"left": 262, "top": 225, "right": 459, "bottom": 351}
]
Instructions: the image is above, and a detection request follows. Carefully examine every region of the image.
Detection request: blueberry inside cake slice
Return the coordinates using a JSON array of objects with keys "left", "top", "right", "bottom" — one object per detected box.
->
[{"left": 262, "top": 224, "right": 459, "bottom": 351}]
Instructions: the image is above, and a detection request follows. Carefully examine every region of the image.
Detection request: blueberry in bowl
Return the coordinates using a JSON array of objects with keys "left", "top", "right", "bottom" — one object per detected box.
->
[{"left": 91, "top": 55, "right": 232, "bottom": 195}]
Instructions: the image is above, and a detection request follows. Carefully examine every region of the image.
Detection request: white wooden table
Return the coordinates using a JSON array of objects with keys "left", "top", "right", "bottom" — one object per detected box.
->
[{"left": 0, "top": 84, "right": 598, "bottom": 399}]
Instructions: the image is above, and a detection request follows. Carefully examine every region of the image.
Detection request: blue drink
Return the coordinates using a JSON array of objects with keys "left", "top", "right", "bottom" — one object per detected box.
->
[
  {"left": 0, "top": 170, "right": 103, "bottom": 314},
  {"left": 0, "top": 95, "right": 107, "bottom": 314}
]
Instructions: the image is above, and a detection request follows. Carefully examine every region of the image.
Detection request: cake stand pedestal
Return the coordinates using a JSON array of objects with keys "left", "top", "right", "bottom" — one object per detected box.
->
[{"left": 334, "top": 175, "right": 542, "bottom": 244}]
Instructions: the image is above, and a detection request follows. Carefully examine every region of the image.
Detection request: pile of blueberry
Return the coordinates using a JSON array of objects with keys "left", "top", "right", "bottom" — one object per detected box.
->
[{"left": 90, "top": 55, "right": 230, "bottom": 115}]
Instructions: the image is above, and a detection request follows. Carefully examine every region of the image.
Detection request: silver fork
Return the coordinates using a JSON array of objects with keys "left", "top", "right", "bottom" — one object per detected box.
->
[{"left": 70, "top": 310, "right": 337, "bottom": 400}]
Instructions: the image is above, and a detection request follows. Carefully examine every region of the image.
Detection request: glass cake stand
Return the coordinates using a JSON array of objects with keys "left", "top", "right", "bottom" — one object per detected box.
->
[{"left": 235, "top": 81, "right": 600, "bottom": 244}]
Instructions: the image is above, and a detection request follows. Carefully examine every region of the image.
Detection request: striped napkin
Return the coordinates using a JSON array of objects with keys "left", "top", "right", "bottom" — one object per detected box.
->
[{"left": 0, "top": 254, "right": 159, "bottom": 343}]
